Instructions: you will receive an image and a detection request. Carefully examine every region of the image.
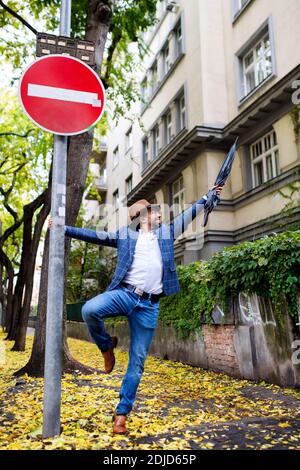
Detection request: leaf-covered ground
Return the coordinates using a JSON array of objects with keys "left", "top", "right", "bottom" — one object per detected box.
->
[{"left": 0, "top": 332, "right": 300, "bottom": 450}]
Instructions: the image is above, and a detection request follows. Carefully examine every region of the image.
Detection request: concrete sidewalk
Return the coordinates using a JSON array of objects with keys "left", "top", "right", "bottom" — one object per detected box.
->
[{"left": 1, "top": 334, "right": 299, "bottom": 450}]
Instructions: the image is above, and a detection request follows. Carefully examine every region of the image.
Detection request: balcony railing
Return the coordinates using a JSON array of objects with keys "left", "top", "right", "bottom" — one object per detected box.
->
[
  {"left": 95, "top": 176, "right": 107, "bottom": 191},
  {"left": 99, "top": 137, "right": 107, "bottom": 152}
]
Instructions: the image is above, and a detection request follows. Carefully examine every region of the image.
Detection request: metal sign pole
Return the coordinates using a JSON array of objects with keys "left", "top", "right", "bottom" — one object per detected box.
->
[{"left": 43, "top": 0, "right": 71, "bottom": 438}]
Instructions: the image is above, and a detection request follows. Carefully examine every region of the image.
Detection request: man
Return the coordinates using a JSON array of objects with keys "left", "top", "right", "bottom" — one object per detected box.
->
[{"left": 50, "top": 184, "right": 222, "bottom": 434}]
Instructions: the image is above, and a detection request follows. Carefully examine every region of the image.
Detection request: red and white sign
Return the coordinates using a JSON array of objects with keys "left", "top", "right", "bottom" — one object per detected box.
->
[{"left": 19, "top": 55, "right": 105, "bottom": 135}]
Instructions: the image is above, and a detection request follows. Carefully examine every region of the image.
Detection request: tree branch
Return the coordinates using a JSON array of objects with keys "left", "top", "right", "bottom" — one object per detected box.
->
[
  {"left": 103, "top": 31, "right": 122, "bottom": 86},
  {"left": 10, "top": 231, "right": 21, "bottom": 266},
  {"left": 0, "top": 1, "right": 37, "bottom": 35},
  {"left": 0, "top": 129, "right": 35, "bottom": 138},
  {"left": 0, "top": 162, "right": 26, "bottom": 221},
  {"left": 0, "top": 217, "right": 23, "bottom": 246},
  {"left": 0, "top": 196, "right": 18, "bottom": 221}
]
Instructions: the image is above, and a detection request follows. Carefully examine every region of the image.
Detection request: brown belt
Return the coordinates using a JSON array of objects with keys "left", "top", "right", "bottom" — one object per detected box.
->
[{"left": 120, "top": 282, "right": 163, "bottom": 303}]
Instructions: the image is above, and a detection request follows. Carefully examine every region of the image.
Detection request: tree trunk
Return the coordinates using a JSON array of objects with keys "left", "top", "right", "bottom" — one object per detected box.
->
[
  {"left": 12, "top": 187, "right": 51, "bottom": 351},
  {"left": 0, "top": 252, "right": 4, "bottom": 329},
  {"left": 6, "top": 203, "right": 38, "bottom": 341},
  {"left": 7, "top": 182, "right": 50, "bottom": 344},
  {"left": 15, "top": 1, "right": 113, "bottom": 377},
  {"left": 0, "top": 220, "right": 3, "bottom": 328},
  {"left": 15, "top": 229, "right": 50, "bottom": 376},
  {"left": 5, "top": 260, "right": 24, "bottom": 341},
  {"left": 0, "top": 248, "right": 14, "bottom": 333}
]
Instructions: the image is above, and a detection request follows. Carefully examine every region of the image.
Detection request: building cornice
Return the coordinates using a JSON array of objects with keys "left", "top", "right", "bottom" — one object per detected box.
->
[
  {"left": 173, "top": 205, "right": 300, "bottom": 259},
  {"left": 127, "top": 64, "right": 300, "bottom": 204},
  {"left": 224, "top": 63, "right": 300, "bottom": 144},
  {"left": 215, "top": 164, "right": 300, "bottom": 211}
]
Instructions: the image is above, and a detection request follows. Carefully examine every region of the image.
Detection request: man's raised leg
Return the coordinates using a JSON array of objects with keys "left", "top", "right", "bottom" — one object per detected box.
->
[
  {"left": 81, "top": 289, "right": 135, "bottom": 372},
  {"left": 115, "top": 315, "right": 155, "bottom": 416}
]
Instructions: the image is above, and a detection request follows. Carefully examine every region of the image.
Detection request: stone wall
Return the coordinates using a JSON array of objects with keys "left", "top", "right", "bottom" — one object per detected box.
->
[
  {"left": 30, "top": 292, "right": 300, "bottom": 388},
  {"left": 202, "top": 325, "right": 240, "bottom": 377},
  {"left": 231, "top": 294, "right": 300, "bottom": 387}
]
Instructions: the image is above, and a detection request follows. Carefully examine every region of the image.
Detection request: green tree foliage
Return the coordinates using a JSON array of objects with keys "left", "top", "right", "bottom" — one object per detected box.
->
[
  {"left": 0, "top": 0, "right": 159, "bottom": 282},
  {"left": 207, "top": 231, "right": 300, "bottom": 319},
  {"left": 66, "top": 242, "right": 117, "bottom": 303},
  {"left": 159, "top": 231, "right": 300, "bottom": 337},
  {"left": 0, "top": 87, "right": 52, "bottom": 265},
  {"left": 0, "top": 0, "right": 159, "bottom": 120},
  {"left": 0, "top": 1, "right": 59, "bottom": 69},
  {"left": 0, "top": 0, "right": 160, "bottom": 361},
  {"left": 0, "top": 0, "right": 159, "bottom": 272}
]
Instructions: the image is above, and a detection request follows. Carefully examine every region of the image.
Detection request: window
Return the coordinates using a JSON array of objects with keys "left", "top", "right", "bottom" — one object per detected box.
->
[
  {"left": 237, "top": 0, "right": 250, "bottom": 12},
  {"left": 163, "top": 41, "right": 171, "bottom": 75},
  {"left": 99, "top": 164, "right": 107, "bottom": 185},
  {"left": 233, "top": 0, "right": 251, "bottom": 17},
  {"left": 125, "top": 174, "right": 132, "bottom": 195},
  {"left": 150, "top": 60, "right": 158, "bottom": 94},
  {"left": 160, "top": 0, "right": 168, "bottom": 15},
  {"left": 178, "top": 94, "right": 185, "bottom": 131},
  {"left": 153, "top": 125, "right": 160, "bottom": 158},
  {"left": 125, "top": 127, "right": 133, "bottom": 152},
  {"left": 165, "top": 111, "right": 172, "bottom": 145},
  {"left": 242, "top": 33, "right": 272, "bottom": 97},
  {"left": 250, "top": 130, "right": 279, "bottom": 188},
  {"left": 113, "top": 146, "right": 119, "bottom": 168},
  {"left": 172, "top": 175, "right": 185, "bottom": 217},
  {"left": 175, "top": 256, "right": 184, "bottom": 266},
  {"left": 142, "top": 61, "right": 158, "bottom": 104},
  {"left": 141, "top": 16, "right": 184, "bottom": 109},
  {"left": 143, "top": 137, "right": 149, "bottom": 168},
  {"left": 112, "top": 189, "right": 119, "bottom": 211},
  {"left": 175, "top": 21, "right": 182, "bottom": 56},
  {"left": 141, "top": 77, "right": 148, "bottom": 101}
]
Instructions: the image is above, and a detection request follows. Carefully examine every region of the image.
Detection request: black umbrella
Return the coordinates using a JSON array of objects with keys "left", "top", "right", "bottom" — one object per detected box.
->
[{"left": 202, "top": 137, "right": 239, "bottom": 227}]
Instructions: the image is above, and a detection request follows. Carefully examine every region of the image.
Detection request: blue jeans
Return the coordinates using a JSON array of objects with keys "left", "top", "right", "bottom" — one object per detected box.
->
[{"left": 81, "top": 286, "right": 160, "bottom": 415}]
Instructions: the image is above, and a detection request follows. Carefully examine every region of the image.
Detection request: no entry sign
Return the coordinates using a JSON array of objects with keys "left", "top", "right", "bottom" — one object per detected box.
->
[{"left": 19, "top": 55, "right": 105, "bottom": 135}]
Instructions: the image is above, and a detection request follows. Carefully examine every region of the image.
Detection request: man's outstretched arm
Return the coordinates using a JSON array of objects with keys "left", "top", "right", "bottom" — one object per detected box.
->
[
  {"left": 171, "top": 185, "right": 223, "bottom": 240},
  {"left": 64, "top": 225, "right": 119, "bottom": 248},
  {"left": 48, "top": 218, "right": 118, "bottom": 248}
]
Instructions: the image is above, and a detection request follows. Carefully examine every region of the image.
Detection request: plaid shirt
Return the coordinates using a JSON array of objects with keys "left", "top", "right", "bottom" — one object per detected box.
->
[{"left": 65, "top": 196, "right": 207, "bottom": 297}]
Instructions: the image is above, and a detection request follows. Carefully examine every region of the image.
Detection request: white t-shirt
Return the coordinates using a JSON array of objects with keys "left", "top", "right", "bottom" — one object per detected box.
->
[{"left": 123, "top": 228, "right": 163, "bottom": 294}]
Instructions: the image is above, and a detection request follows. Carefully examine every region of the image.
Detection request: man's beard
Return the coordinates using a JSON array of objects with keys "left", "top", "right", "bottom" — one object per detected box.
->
[{"left": 151, "top": 220, "right": 161, "bottom": 229}]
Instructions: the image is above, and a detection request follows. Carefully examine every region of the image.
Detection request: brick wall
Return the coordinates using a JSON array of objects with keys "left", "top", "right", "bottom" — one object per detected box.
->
[{"left": 202, "top": 325, "right": 240, "bottom": 377}]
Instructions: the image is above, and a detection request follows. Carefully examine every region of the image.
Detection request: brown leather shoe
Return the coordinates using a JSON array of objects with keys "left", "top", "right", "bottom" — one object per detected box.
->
[
  {"left": 112, "top": 410, "right": 128, "bottom": 434},
  {"left": 101, "top": 336, "right": 118, "bottom": 374}
]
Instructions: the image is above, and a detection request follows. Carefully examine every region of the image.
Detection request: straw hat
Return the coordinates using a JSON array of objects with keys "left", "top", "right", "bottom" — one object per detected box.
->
[{"left": 128, "top": 199, "right": 151, "bottom": 221}]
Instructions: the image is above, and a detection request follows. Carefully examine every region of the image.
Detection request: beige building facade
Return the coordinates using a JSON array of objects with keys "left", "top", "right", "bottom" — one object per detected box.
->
[{"left": 94, "top": 0, "right": 300, "bottom": 264}]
